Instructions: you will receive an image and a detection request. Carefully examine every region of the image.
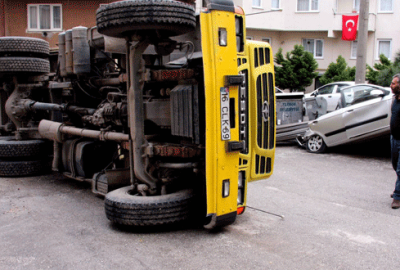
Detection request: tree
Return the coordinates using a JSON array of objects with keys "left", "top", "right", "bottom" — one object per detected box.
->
[
  {"left": 366, "top": 52, "right": 400, "bottom": 86},
  {"left": 366, "top": 54, "right": 392, "bottom": 85},
  {"left": 376, "top": 66, "right": 400, "bottom": 86},
  {"left": 319, "top": 56, "right": 355, "bottom": 85},
  {"left": 274, "top": 45, "right": 318, "bottom": 92}
]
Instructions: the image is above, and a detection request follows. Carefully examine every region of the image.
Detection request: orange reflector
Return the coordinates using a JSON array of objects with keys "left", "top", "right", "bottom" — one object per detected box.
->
[
  {"left": 234, "top": 6, "right": 244, "bottom": 15},
  {"left": 237, "top": 206, "right": 245, "bottom": 215}
]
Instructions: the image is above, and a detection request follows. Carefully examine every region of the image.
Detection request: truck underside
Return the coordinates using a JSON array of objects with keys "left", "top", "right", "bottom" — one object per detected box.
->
[{"left": 0, "top": 0, "right": 276, "bottom": 229}]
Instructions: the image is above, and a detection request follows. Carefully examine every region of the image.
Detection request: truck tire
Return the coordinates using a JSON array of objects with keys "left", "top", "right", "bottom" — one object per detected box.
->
[
  {"left": 0, "top": 37, "right": 50, "bottom": 57},
  {"left": 0, "top": 139, "right": 46, "bottom": 158},
  {"left": 0, "top": 136, "right": 14, "bottom": 141},
  {"left": 105, "top": 187, "right": 195, "bottom": 226},
  {"left": 96, "top": 0, "right": 196, "bottom": 38},
  {"left": 0, "top": 159, "right": 44, "bottom": 177},
  {"left": 0, "top": 57, "right": 50, "bottom": 74}
]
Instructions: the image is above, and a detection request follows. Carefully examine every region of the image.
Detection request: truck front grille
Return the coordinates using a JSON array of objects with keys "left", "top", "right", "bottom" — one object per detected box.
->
[{"left": 256, "top": 72, "right": 275, "bottom": 150}]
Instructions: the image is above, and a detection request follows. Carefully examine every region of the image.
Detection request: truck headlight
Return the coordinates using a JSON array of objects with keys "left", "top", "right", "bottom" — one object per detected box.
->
[
  {"left": 222, "top": 179, "right": 230, "bottom": 198},
  {"left": 238, "top": 171, "right": 244, "bottom": 188},
  {"left": 219, "top": 28, "right": 227, "bottom": 47}
]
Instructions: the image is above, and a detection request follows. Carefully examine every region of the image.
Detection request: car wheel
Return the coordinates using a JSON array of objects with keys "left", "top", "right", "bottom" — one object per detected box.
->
[
  {"left": 96, "top": 0, "right": 196, "bottom": 38},
  {"left": 306, "top": 134, "right": 327, "bottom": 153},
  {"left": 105, "top": 186, "right": 196, "bottom": 226},
  {"left": 0, "top": 57, "right": 50, "bottom": 74},
  {"left": 0, "top": 37, "right": 50, "bottom": 58}
]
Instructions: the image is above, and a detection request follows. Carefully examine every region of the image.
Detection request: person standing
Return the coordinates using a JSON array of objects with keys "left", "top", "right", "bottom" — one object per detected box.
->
[{"left": 390, "top": 74, "right": 400, "bottom": 209}]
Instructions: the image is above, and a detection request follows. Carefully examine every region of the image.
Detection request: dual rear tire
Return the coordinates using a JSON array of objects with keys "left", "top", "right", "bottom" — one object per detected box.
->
[
  {"left": 0, "top": 37, "right": 50, "bottom": 75},
  {"left": 0, "top": 39, "right": 51, "bottom": 175},
  {"left": 0, "top": 137, "right": 48, "bottom": 177}
]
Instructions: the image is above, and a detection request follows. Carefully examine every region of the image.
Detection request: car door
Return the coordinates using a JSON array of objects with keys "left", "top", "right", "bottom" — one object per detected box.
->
[
  {"left": 332, "top": 84, "right": 352, "bottom": 110},
  {"left": 310, "top": 111, "right": 346, "bottom": 146},
  {"left": 317, "top": 84, "right": 337, "bottom": 112},
  {"left": 342, "top": 86, "right": 391, "bottom": 140}
]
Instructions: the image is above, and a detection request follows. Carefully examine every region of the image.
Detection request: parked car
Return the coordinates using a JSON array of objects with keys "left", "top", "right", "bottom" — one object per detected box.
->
[
  {"left": 297, "top": 84, "right": 392, "bottom": 153},
  {"left": 305, "top": 81, "right": 355, "bottom": 112}
]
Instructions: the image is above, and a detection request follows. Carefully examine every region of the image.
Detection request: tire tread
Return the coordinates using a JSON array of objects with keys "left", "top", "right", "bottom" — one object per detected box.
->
[
  {"left": 0, "top": 160, "right": 44, "bottom": 177},
  {"left": 0, "top": 139, "right": 46, "bottom": 158},
  {"left": 0, "top": 37, "right": 50, "bottom": 56},
  {"left": 0, "top": 57, "right": 50, "bottom": 74},
  {"left": 96, "top": 0, "right": 196, "bottom": 38},
  {"left": 105, "top": 187, "right": 195, "bottom": 226}
]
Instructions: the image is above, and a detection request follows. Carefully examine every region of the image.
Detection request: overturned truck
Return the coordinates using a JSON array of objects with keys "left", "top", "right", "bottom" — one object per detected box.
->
[{"left": 0, "top": 0, "right": 276, "bottom": 229}]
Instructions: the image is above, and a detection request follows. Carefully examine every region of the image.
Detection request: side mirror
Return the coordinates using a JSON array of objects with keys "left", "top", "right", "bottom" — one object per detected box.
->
[{"left": 370, "top": 89, "right": 385, "bottom": 98}]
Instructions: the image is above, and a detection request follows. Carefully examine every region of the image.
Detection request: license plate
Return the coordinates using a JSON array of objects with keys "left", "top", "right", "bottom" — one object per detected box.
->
[{"left": 221, "top": 87, "right": 230, "bottom": 141}]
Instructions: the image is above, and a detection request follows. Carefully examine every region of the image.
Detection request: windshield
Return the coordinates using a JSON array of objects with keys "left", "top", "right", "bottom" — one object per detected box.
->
[{"left": 340, "top": 85, "right": 389, "bottom": 108}]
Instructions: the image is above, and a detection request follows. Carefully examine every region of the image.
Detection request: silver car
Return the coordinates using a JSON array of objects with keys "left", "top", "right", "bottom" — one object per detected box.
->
[
  {"left": 305, "top": 81, "right": 355, "bottom": 112},
  {"left": 298, "top": 84, "right": 392, "bottom": 153}
]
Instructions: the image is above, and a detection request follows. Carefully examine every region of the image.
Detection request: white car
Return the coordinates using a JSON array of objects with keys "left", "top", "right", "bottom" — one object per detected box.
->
[
  {"left": 298, "top": 84, "right": 392, "bottom": 153},
  {"left": 305, "top": 81, "right": 355, "bottom": 112}
]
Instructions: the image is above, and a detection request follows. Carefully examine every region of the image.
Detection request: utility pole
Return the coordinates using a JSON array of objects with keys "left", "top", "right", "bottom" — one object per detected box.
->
[{"left": 355, "top": 0, "right": 369, "bottom": 84}]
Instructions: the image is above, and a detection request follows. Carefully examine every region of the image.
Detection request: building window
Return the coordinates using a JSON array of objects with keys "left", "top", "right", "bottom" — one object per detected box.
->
[
  {"left": 377, "top": 39, "right": 391, "bottom": 59},
  {"left": 379, "top": 0, "right": 393, "bottom": 12},
  {"left": 302, "top": 38, "right": 324, "bottom": 58},
  {"left": 297, "top": 0, "right": 318, "bottom": 12},
  {"left": 262, "top": 38, "right": 271, "bottom": 44},
  {"left": 28, "top": 4, "right": 62, "bottom": 31},
  {"left": 271, "top": 0, "right": 280, "bottom": 9},
  {"left": 252, "top": 0, "right": 262, "bottom": 8},
  {"left": 351, "top": 41, "right": 358, "bottom": 59},
  {"left": 353, "top": 0, "right": 360, "bottom": 12},
  {"left": 247, "top": 36, "right": 253, "bottom": 40}
]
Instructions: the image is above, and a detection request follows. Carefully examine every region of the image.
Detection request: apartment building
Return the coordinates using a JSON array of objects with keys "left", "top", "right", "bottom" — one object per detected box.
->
[{"left": 226, "top": 0, "right": 398, "bottom": 91}]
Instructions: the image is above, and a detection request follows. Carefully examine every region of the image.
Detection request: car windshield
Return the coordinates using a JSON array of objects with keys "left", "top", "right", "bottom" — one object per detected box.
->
[
  {"left": 340, "top": 85, "right": 389, "bottom": 108},
  {"left": 318, "top": 85, "right": 335, "bottom": 95},
  {"left": 337, "top": 84, "right": 351, "bottom": 93}
]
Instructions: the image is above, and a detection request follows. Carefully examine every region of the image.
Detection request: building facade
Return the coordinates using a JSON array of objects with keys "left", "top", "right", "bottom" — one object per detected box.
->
[
  {"left": 230, "top": 0, "right": 398, "bottom": 91},
  {"left": 0, "top": 0, "right": 112, "bottom": 49}
]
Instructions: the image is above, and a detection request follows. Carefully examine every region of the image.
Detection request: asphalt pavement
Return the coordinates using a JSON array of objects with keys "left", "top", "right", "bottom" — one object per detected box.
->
[{"left": 1, "top": 140, "right": 399, "bottom": 270}]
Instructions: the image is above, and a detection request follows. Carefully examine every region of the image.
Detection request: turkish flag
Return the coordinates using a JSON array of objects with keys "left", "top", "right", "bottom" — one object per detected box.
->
[{"left": 342, "top": 15, "right": 359, "bottom": 41}]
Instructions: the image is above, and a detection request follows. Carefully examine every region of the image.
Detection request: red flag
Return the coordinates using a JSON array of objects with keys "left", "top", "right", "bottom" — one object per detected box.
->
[{"left": 342, "top": 15, "right": 359, "bottom": 41}]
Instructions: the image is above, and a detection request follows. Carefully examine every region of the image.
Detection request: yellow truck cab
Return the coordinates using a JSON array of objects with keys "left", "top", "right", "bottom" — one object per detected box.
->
[
  {"left": 0, "top": 0, "right": 275, "bottom": 229},
  {"left": 200, "top": 0, "right": 276, "bottom": 228}
]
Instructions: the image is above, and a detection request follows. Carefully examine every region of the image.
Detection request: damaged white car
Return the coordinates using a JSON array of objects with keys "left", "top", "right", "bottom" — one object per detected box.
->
[{"left": 297, "top": 84, "right": 392, "bottom": 153}]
